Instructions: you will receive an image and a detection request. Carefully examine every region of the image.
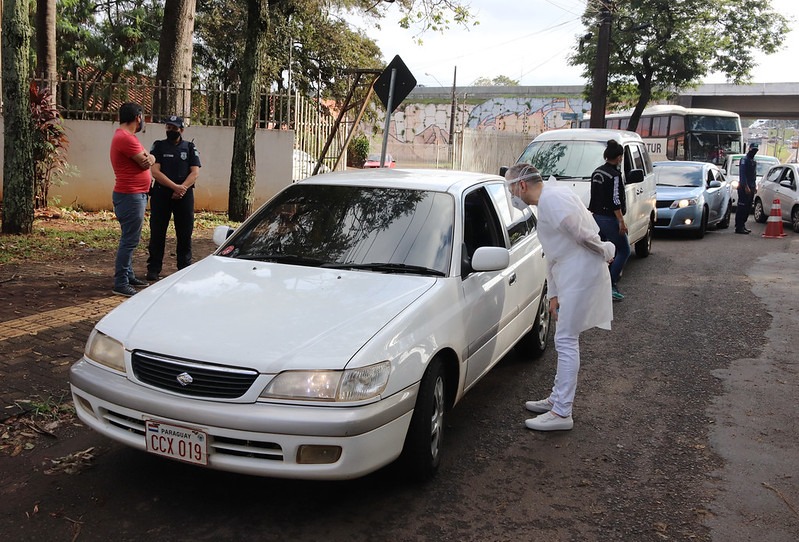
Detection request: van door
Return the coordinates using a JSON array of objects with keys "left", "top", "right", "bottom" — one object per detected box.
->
[{"left": 621, "top": 143, "right": 646, "bottom": 243}]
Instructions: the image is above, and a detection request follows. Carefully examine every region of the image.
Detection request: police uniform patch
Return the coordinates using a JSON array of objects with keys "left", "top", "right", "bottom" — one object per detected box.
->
[{"left": 180, "top": 152, "right": 188, "bottom": 161}]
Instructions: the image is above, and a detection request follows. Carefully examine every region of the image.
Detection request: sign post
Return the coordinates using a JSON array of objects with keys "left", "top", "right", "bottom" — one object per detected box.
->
[{"left": 373, "top": 55, "right": 416, "bottom": 167}]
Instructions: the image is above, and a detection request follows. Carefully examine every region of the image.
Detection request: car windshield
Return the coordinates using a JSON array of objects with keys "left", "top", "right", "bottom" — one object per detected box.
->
[
  {"left": 731, "top": 156, "right": 779, "bottom": 176},
  {"left": 654, "top": 166, "right": 703, "bottom": 187},
  {"left": 517, "top": 140, "right": 605, "bottom": 180},
  {"left": 219, "top": 184, "right": 454, "bottom": 275}
]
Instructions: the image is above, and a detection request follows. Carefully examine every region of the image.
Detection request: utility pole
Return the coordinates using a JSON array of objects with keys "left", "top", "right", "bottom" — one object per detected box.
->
[
  {"left": 449, "top": 66, "right": 457, "bottom": 165},
  {"left": 590, "top": 0, "right": 612, "bottom": 129}
]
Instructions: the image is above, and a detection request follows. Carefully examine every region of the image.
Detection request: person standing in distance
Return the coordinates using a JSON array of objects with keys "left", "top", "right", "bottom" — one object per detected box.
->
[
  {"left": 146, "top": 116, "right": 201, "bottom": 281},
  {"left": 735, "top": 144, "right": 758, "bottom": 234},
  {"left": 588, "top": 139, "right": 629, "bottom": 302},
  {"left": 110, "top": 103, "right": 155, "bottom": 297},
  {"left": 505, "top": 164, "right": 615, "bottom": 431}
]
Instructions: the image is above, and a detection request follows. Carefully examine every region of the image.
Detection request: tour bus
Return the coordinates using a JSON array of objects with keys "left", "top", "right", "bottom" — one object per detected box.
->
[{"left": 580, "top": 104, "right": 743, "bottom": 166}]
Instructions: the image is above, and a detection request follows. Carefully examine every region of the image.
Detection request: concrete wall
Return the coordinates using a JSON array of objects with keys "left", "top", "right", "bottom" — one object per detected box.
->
[{"left": 0, "top": 118, "right": 294, "bottom": 212}]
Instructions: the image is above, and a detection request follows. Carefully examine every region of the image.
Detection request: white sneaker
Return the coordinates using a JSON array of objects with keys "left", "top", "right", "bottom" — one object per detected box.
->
[
  {"left": 525, "top": 411, "right": 574, "bottom": 431},
  {"left": 525, "top": 398, "right": 553, "bottom": 413}
]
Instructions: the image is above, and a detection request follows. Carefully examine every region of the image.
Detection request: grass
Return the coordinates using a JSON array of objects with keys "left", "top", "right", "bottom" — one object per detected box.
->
[{"left": 0, "top": 209, "right": 238, "bottom": 265}]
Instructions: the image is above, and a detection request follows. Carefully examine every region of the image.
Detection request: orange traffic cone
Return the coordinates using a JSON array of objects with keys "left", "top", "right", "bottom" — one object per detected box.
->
[{"left": 762, "top": 199, "right": 787, "bottom": 238}]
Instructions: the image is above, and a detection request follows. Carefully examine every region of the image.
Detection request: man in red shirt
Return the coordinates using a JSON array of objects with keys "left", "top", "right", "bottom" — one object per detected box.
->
[{"left": 110, "top": 103, "right": 155, "bottom": 296}]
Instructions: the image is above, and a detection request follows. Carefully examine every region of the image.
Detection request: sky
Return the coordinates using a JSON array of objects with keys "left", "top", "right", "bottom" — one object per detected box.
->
[{"left": 353, "top": 0, "right": 799, "bottom": 88}]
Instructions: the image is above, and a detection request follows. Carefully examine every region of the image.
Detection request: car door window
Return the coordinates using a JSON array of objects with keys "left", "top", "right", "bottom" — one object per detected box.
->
[
  {"left": 766, "top": 167, "right": 783, "bottom": 184},
  {"left": 463, "top": 188, "right": 505, "bottom": 260},
  {"left": 485, "top": 183, "right": 537, "bottom": 246}
]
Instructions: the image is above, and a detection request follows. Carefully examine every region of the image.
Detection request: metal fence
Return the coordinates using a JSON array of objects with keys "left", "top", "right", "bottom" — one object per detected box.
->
[{"left": 31, "top": 73, "right": 346, "bottom": 172}]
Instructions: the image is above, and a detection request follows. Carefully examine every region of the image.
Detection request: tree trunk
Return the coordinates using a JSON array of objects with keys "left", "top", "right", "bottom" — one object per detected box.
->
[
  {"left": 153, "top": 0, "right": 196, "bottom": 121},
  {"left": 2, "top": 0, "right": 36, "bottom": 234},
  {"left": 35, "top": 0, "right": 56, "bottom": 86},
  {"left": 228, "top": 0, "right": 268, "bottom": 221}
]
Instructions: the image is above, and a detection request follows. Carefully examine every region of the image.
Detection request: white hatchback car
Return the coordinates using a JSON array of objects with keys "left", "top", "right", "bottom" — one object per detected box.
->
[
  {"left": 753, "top": 163, "right": 799, "bottom": 232},
  {"left": 70, "top": 169, "right": 551, "bottom": 480}
]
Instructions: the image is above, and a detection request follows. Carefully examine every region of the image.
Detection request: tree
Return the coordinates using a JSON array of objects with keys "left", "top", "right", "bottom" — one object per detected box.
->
[
  {"left": 2, "top": 0, "right": 36, "bottom": 234},
  {"left": 35, "top": 0, "right": 57, "bottom": 85},
  {"left": 228, "top": 0, "right": 269, "bottom": 221},
  {"left": 153, "top": 0, "right": 197, "bottom": 119},
  {"left": 570, "top": 0, "right": 789, "bottom": 131},
  {"left": 472, "top": 75, "right": 519, "bottom": 86}
]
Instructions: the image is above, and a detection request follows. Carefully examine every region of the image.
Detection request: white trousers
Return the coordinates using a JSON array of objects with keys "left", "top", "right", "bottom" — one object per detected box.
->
[{"left": 547, "top": 325, "right": 580, "bottom": 417}]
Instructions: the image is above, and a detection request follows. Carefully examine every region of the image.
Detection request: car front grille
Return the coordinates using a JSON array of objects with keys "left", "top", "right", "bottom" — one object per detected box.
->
[
  {"left": 131, "top": 352, "right": 259, "bottom": 399},
  {"left": 656, "top": 200, "right": 673, "bottom": 209},
  {"left": 102, "top": 409, "right": 284, "bottom": 461}
]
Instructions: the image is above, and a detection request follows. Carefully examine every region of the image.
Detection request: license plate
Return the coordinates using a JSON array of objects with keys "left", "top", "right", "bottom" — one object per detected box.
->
[{"left": 145, "top": 420, "right": 208, "bottom": 466}]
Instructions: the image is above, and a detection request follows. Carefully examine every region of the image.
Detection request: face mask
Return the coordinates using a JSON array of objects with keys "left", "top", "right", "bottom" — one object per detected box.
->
[
  {"left": 510, "top": 194, "right": 528, "bottom": 211},
  {"left": 136, "top": 114, "right": 145, "bottom": 133},
  {"left": 166, "top": 130, "right": 180, "bottom": 142}
]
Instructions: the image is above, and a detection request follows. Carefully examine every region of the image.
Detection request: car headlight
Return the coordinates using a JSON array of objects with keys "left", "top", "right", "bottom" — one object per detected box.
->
[
  {"left": 671, "top": 198, "right": 698, "bottom": 209},
  {"left": 84, "top": 329, "right": 126, "bottom": 372},
  {"left": 260, "top": 361, "right": 391, "bottom": 402}
]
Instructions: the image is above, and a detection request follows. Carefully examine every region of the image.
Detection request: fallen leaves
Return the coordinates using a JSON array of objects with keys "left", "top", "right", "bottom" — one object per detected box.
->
[{"left": 44, "top": 447, "right": 96, "bottom": 475}]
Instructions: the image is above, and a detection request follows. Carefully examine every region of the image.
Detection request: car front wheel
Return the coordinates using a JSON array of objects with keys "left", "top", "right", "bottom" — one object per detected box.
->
[
  {"left": 792, "top": 207, "right": 799, "bottom": 233},
  {"left": 717, "top": 201, "right": 731, "bottom": 229},
  {"left": 693, "top": 208, "right": 708, "bottom": 239},
  {"left": 634, "top": 217, "right": 653, "bottom": 257},
  {"left": 400, "top": 358, "right": 445, "bottom": 480}
]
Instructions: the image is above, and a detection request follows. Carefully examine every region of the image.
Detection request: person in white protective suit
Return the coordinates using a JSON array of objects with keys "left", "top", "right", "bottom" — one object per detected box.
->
[{"left": 505, "top": 163, "right": 615, "bottom": 431}]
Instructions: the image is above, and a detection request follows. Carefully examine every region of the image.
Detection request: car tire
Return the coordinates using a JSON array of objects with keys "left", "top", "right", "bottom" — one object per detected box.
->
[
  {"left": 753, "top": 198, "right": 768, "bottom": 223},
  {"left": 693, "top": 208, "right": 708, "bottom": 239},
  {"left": 515, "top": 282, "right": 551, "bottom": 359},
  {"left": 400, "top": 358, "right": 445, "bottom": 480},
  {"left": 717, "top": 201, "right": 731, "bottom": 229},
  {"left": 792, "top": 207, "right": 799, "bottom": 233},
  {"left": 634, "top": 217, "right": 653, "bottom": 257},
  {"left": 516, "top": 282, "right": 552, "bottom": 359}
]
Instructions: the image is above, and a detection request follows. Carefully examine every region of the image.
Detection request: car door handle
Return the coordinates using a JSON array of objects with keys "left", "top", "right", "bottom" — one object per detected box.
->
[{"left": 509, "top": 273, "right": 517, "bottom": 285}]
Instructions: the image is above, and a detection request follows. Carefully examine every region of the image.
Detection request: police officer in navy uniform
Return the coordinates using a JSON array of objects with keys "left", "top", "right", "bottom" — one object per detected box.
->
[
  {"left": 735, "top": 143, "right": 758, "bottom": 234},
  {"left": 146, "top": 116, "right": 201, "bottom": 280}
]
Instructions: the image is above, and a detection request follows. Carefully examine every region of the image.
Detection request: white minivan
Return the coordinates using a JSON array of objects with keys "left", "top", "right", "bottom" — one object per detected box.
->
[{"left": 506, "top": 129, "right": 657, "bottom": 257}]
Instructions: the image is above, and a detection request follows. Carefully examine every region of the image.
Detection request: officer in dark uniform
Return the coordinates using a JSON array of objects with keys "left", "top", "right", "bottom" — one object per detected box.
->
[
  {"left": 146, "top": 116, "right": 201, "bottom": 281},
  {"left": 735, "top": 144, "right": 758, "bottom": 234}
]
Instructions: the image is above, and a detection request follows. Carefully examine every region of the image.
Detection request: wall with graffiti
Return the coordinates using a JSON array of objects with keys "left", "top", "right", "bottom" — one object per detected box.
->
[{"left": 380, "top": 95, "right": 590, "bottom": 145}]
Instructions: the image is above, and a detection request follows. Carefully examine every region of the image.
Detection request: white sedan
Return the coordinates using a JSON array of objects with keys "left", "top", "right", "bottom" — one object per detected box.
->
[{"left": 70, "top": 169, "right": 551, "bottom": 480}]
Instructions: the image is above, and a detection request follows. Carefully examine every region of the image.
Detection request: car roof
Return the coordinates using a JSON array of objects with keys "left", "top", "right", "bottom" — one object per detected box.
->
[
  {"left": 531, "top": 128, "right": 644, "bottom": 144},
  {"left": 297, "top": 168, "right": 504, "bottom": 193}
]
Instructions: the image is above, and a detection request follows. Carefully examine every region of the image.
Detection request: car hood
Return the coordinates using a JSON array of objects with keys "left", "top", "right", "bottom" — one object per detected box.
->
[
  {"left": 97, "top": 256, "right": 437, "bottom": 372},
  {"left": 656, "top": 185, "right": 703, "bottom": 200}
]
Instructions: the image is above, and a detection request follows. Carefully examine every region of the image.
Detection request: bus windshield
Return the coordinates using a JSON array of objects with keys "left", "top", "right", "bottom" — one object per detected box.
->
[{"left": 686, "top": 132, "right": 741, "bottom": 165}]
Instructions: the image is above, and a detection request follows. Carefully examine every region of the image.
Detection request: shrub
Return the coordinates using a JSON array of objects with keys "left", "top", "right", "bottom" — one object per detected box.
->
[
  {"left": 348, "top": 134, "right": 369, "bottom": 168},
  {"left": 30, "top": 82, "right": 70, "bottom": 209}
]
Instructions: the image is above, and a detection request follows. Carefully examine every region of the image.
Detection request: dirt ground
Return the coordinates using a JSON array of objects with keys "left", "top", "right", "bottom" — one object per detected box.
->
[{"left": 1, "top": 217, "right": 798, "bottom": 542}]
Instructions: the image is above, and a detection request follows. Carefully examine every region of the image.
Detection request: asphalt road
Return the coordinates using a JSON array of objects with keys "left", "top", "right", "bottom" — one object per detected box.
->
[{"left": 1, "top": 219, "right": 797, "bottom": 542}]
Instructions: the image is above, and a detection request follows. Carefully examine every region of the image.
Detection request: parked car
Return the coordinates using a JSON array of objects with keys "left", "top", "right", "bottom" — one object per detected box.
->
[
  {"left": 363, "top": 153, "right": 396, "bottom": 168},
  {"left": 652, "top": 161, "right": 732, "bottom": 238},
  {"left": 723, "top": 153, "right": 780, "bottom": 208},
  {"left": 69, "top": 169, "right": 551, "bottom": 480},
  {"left": 753, "top": 163, "right": 799, "bottom": 232},
  {"left": 506, "top": 128, "right": 656, "bottom": 257},
  {"left": 292, "top": 149, "right": 329, "bottom": 182}
]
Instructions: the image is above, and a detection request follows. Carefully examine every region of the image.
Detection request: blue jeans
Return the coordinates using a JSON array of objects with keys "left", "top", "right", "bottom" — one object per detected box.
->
[
  {"left": 593, "top": 213, "right": 630, "bottom": 287},
  {"left": 113, "top": 192, "right": 148, "bottom": 288}
]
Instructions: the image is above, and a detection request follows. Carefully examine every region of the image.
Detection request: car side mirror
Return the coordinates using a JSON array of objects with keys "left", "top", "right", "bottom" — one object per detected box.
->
[
  {"left": 626, "top": 169, "right": 645, "bottom": 184},
  {"left": 499, "top": 166, "right": 509, "bottom": 177},
  {"left": 708, "top": 180, "right": 721, "bottom": 188},
  {"left": 471, "top": 246, "right": 510, "bottom": 272},
  {"left": 213, "top": 225, "right": 235, "bottom": 246}
]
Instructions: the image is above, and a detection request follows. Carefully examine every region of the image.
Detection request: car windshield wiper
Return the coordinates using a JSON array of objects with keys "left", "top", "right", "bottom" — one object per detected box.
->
[
  {"left": 550, "top": 174, "right": 591, "bottom": 180},
  {"left": 325, "top": 262, "right": 445, "bottom": 277},
  {"left": 237, "top": 253, "right": 326, "bottom": 266}
]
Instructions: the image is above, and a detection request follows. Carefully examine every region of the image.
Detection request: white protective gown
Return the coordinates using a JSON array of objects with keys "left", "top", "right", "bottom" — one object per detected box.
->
[{"left": 535, "top": 183, "right": 615, "bottom": 335}]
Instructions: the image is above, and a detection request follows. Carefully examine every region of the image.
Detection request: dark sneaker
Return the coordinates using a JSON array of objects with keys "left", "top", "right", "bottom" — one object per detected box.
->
[
  {"left": 128, "top": 276, "right": 149, "bottom": 287},
  {"left": 112, "top": 285, "right": 137, "bottom": 297},
  {"left": 146, "top": 272, "right": 160, "bottom": 282}
]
